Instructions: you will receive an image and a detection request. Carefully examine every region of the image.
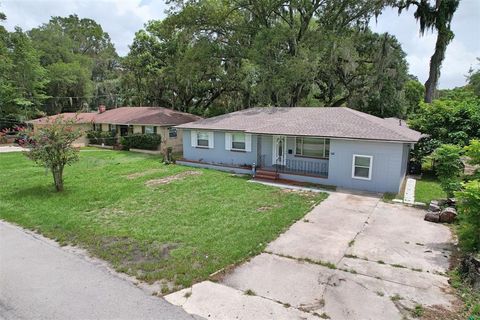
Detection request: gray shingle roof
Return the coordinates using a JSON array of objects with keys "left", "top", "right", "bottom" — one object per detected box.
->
[
  {"left": 94, "top": 107, "right": 202, "bottom": 126},
  {"left": 176, "top": 107, "right": 422, "bottom": 142}
]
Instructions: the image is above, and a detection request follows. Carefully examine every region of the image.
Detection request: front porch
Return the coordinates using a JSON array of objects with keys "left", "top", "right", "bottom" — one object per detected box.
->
[
  {"left": 258, "top": 155, "right": 329, "bottom": 178},
  {"left": 255, "top": 135, "right": 329, "bottom": 179}
]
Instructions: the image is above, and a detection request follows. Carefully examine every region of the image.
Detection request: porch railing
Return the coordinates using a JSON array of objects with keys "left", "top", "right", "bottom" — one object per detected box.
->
[{"left": 259, "top": 155, "right": 328, "bottom": 177}]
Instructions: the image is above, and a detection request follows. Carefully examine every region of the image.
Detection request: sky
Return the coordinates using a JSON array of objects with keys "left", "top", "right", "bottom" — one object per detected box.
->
[{"left": 1, "top": 0, "right": 479, "bottom": 89}]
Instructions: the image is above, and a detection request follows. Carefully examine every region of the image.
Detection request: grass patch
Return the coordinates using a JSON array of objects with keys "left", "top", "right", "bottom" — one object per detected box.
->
[
  {"left": 0, "top": 150, "right": 327, "bottom": 290},
  {"left": 390, "top": 294, "right": 403, "bottom": 302},
  {"left": 382, "top": 192, "right": 399, "bottom": 202},
  {"left": 415, "top": 175, "right": 446, "bottom": 204},
  {"left": 244, "top": 289, "right": 256, "bottom": 296},
  {"left": 411, "top": 304, "right": 424, "bottom": 318},
  {"left": 449, "top": 268, "right": 480, "bottom": 319},
  {"left": 348, "top": 239, "right": 355, "bottom": 247}
]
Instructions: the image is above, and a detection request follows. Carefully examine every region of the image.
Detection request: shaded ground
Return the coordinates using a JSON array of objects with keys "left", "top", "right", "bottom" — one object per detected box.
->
[{"left": 167, "top": 191, "right": 458, "bottom": 320}]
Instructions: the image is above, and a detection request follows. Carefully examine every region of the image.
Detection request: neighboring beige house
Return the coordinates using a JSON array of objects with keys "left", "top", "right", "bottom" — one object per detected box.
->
[
  {"left": 29, "top": 107, "right": 202, "bottom": 152},
  {"left": 93, "top": 107, "right": 202, "bottom": 152},
  {"left": 28, "top": 113, "right": 96, "bottom": 147}
]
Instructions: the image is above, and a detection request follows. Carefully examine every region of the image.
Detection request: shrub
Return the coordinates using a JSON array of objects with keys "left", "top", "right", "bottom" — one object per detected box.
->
[
  {"left": 455, "top": 180, "right": 480, "bottom": 253},
  {"left": 121, "top": 134, "right": 161, "bottom": 150},
  {"left": 86, "top": 130, "right": 117, "bottom": 146},
  {"left": 464, "top": 139, "right": 480, "bottom": 166},
  {"left": 432, "top": 144, "right": 463, "bottom": 197}
]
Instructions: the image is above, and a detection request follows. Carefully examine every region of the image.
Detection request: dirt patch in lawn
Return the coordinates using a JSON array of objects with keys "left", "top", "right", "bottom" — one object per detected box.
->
[
  {"left": 96, "top": 236, "right": 178, "bottom": 265},
  {"left": 125, "top": 169, "right": 166, "bottom": 179},
  {"left": 256, "top": 204, "right": 281, "bottom": 212},
  {"left": 145, "top": 171, "right": 202, "bottom": 187}
]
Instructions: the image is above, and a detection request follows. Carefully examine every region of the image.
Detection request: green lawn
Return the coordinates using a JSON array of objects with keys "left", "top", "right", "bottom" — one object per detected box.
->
[
  {"left": 415, "top": 175, "right": 446, "bottom": 204},
  {"left": 0, "top": 149, "right": 326, "bottom": 291}
]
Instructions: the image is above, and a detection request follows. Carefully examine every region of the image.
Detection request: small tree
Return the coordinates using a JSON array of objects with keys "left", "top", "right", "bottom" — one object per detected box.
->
[
  {"left": 432, "top": 144, "right": 463, "bottom": 197},
  {"left": 455, "top": 180, "right": 480, "bottom": 253},
  {"left": 20, "top": 116, "right": 82, "bottom": 191}
]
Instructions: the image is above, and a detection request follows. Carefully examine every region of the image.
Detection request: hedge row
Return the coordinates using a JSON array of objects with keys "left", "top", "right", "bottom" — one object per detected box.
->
[
  {"left": 86, "top": 130, "right": 117, "bottom": 146},
  {"left": 121, "top": 134, "right": 161, "bottom": 150}
]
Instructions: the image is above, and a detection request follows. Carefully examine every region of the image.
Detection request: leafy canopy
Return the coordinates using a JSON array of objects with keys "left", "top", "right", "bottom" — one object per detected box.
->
[
  {"left": 408, "top": 88, "right": 480, "bottom": 147},
  {"left": 432, "top": 144, "right": 463, "bottom": 197},
  {"left": 123, "top": 0, "right": 410, "bottom": 117}
]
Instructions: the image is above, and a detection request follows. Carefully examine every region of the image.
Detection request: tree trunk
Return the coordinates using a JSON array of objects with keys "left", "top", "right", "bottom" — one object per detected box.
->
[
  {"left": 52, "top": 165, "right": 64, "bottom": 192},
  {"left": 424, "top": 30, "right": 449, "bottom": 103}
]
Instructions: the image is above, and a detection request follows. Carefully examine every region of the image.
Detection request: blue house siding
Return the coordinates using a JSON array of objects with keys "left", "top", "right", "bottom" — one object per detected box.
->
[
  {"left": 181, "top": 129, "right": 409, "bottom": 193},
  {"left": 327, "top": 139, "right": 405, "bottom": 193},
  {"left": 182, "top": 130, "right": 257, "bottom": 166}
]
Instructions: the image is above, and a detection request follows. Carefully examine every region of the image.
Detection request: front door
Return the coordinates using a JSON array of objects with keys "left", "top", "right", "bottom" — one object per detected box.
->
[
  {"left": 119, "top": 125, "right": 129, "bottom": 136},
  {"left": 272, "top": 136, "right": 286, "bottom": 166}
]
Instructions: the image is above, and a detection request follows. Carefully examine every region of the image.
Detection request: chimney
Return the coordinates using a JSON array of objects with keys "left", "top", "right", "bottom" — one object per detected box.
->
[{"left": 99, "top": 105, "right": 106, "bottom": 113}]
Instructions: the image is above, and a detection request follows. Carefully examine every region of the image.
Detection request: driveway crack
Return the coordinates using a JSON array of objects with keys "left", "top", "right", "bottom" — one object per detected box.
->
[{"left": 319, "top": 197, "right": 381, "bottom": 303}]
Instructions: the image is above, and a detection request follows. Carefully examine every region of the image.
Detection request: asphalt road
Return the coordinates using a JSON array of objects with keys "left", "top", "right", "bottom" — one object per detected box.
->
[{"left": 0, "top": 221, "right": 196, "bottom": 320}]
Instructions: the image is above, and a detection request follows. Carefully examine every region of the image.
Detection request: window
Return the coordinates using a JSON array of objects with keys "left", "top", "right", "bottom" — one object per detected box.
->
[
  {"left": 144, "top": 126, "right": 155, "bottom": 134},
  {"left": 231, "top": 133, "right": 246, "bottom": 150},
  {"left": 352, "top": 155, "right": 373, "bottom": 180},
  {"left": 169, "top": 127, "right": 177, "bottom": 138},
  {"left": 295, "top": 137, "right": 330, "bottom": 158},
  {"left": 197, "top": 132, "right": 209, "bottom": 147}
]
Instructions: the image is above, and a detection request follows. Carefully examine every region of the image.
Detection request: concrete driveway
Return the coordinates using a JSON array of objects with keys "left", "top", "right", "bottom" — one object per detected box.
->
[
  {"left": 166, "top": 191, "right": 457, "bottom": 320},
  {"left": 0, "top": 221, "right": 196, "bottom": 320}
]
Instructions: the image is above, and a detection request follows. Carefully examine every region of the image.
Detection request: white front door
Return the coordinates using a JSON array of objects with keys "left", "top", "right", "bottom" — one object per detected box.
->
[{"left": 272, "top": 136, "right": 286, "bottom": 166}]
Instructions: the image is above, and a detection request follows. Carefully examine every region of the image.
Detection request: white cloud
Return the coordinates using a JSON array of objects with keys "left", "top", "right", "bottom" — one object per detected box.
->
[{"left": 2, "top": 0, "right": 479, "bottom": 88}]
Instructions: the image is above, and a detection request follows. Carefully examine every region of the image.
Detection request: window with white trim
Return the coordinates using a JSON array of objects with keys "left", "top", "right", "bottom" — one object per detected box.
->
[
  {"left": 231, "top": 133, "right": 246, "bottom": 150},
  {"left": 197, "top": 131, "right": 209, "bottom": 147},
  {"left": 352, "top": 155, "right": 373, "bottom": 180},
  {"left": 295, "top": 137, "right": 330, "bottom": 158}
]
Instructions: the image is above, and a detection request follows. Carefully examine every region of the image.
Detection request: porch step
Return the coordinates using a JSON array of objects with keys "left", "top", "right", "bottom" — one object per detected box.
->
[{"left": 255, "top": 169, "right": 279, "bottom": 180}]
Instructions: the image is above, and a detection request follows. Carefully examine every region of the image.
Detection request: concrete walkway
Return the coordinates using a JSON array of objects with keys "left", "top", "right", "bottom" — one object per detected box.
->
[
  {"left": 166, "top": 191, "right": 457, "bottom": 320},
  {"left": 403, "top": 177, "right": 416, "bottom": 204},
  {"left": 0, "top": 145, "right": 26, "bottom": 153},
  {"left": 0, "top": 221, "right": 196, "bottom": 320}
]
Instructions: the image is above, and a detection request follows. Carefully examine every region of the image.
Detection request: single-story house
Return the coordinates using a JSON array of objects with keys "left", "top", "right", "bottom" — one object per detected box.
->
[
  {"left": 29, "top": 107, "right": 201, "bottom": 151},
  {"left": 93, "top": 107, "right": 202, "bottom": 152},
  {"left": 28, "top": 113, "right": 96, "bottom": 147},
  {"left": 176, "top": 107, "right": 422, "bottom": 193}
]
